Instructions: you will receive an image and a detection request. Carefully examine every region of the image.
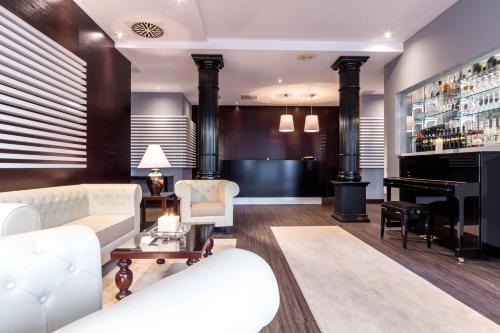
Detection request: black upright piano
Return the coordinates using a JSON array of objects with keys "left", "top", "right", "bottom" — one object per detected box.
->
[{"left": 384, "top": 151, "right": 500, "bottom": 258}]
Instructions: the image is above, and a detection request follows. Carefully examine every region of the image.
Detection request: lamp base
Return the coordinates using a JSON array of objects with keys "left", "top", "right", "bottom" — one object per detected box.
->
[{"left": 147, "top": 168, "right": 164, "bottom": 196}]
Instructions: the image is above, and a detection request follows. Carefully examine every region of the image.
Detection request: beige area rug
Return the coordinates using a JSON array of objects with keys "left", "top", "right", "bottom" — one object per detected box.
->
[
  {"left": 102, "top": 239, "right": 237, "bottom": 308},
  {"left": 271, "top": 226, "right": 500, "bottom": 333}
]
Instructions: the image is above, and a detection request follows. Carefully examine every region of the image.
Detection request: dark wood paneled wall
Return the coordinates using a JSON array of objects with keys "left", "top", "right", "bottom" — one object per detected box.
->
[
  {"left": 217, "top": 105, "right": 338, "bottom": 163},
  {"left": 217, "top": 105, "right": 338, "bottom": 174},
  {"left": 0, "top": 0, "right": 131, "bottom": 191}
]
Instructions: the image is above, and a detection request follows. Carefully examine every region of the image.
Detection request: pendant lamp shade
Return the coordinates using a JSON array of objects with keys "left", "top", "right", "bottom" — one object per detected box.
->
[
  {"left": 138, "top": 144, "right": 171, "bottom": 169},
  {"left": 279, "top": 93, "right": 294, "bottom": 132},
  {"left": 279, "top": 114, "right": 294, "bottom": 132},
  {"left": 304, "top": 114, "right": 320, "bottom": 132},
  {"left": 304, "top": 93, "right": 320, "bottom": 132}
]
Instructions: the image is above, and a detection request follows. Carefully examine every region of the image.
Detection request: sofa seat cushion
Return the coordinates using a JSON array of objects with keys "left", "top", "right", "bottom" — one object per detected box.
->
[
  {"left": 191, "top": 201, "right": 225, "bottom": 217},
  {"left": 66, "top": 215, "right": 134, "bottom": 247}
]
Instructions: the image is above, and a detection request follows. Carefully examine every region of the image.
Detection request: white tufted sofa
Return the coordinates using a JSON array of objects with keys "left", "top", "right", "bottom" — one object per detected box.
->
[
  {"left": 0, "top": 226, "right": 280, "bottom": 333},
  {"left": 0, "top": 184, "right": 142, "bottom": 263},
  {"left": 175, "top": 180, "right": 239, "bottom": 228}
]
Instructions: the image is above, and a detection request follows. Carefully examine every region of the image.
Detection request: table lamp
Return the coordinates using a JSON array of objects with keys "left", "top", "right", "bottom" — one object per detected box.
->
[{"left": 137, "top": 144, "right": 171, "bottom": 196}]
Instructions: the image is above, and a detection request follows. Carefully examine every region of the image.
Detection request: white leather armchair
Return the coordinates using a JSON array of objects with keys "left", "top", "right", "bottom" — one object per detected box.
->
[
  {"left": 0, "top": 225, "right": 102, "bottom": 333},
  {"left": 175, "top": 180, "right": 240, "bottom": 228},
  {"left": 0, "top": 226, "right": 280, "bottom": 333}
]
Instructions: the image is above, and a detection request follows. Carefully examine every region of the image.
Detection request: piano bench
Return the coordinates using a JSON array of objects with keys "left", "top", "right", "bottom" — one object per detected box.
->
[{"left": 381, "top": 201, "right": 432, "bottom": 249}]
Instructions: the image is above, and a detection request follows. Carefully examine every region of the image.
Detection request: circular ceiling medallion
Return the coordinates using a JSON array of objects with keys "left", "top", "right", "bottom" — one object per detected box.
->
[
  {"left": 131, "top": 22, "right": 165, "bottom": 39},
  {"left": 252, "top": 82, "right": 338, "bottom": 105}
]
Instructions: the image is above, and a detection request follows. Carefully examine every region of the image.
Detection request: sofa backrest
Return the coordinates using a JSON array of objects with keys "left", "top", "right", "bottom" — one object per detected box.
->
[
  {"left": 0, "top": 185, "right": 89, "bottom": 229},
  {"left": 182, "top": 180, "right": 224, "bottom": 202}
]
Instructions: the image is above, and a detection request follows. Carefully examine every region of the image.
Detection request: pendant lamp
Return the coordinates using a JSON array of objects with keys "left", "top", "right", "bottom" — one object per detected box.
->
[
  {"left": 304, "top": 93, "right": 320, "bottom": 132},
  {"left": 279, "top": 93, "right": 294, "bottom": 132}
]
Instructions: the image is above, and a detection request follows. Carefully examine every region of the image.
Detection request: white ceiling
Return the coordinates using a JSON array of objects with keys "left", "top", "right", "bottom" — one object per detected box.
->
[{"left": 74, "top": 0, "right": 458, "bottom": 106}]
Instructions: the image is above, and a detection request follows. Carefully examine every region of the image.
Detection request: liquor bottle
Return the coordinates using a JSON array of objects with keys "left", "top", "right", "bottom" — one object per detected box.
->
[
  {"left": 449, "top": 128, "right": 455, "bottom": 149},
  {"left": 438, "top": 81, "right": 443, "bottom": 96},
  {"left": 460, "top": 126, "right": 467, "bottom": 148},
  {"left": 443, "top": 128, "right": 450, "bottom": 150},
  {"left": 483, "top": 120, "right": 490, "bottom": 145},
  {"left": 455, "top": 127, "right": 460, "bottom": 149},
  {"left": 492, "top": 118, "right": 498, "bottom": 145}
]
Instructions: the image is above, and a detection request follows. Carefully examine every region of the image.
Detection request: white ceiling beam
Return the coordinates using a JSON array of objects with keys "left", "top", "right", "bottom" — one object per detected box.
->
[{"left": 116, "top": 38, "right": 403, "bottom": 53}]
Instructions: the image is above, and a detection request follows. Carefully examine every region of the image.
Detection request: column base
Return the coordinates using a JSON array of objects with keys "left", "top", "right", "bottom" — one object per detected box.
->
[{"left": 331, "top": 181, "right": 370, "bottom": 223}]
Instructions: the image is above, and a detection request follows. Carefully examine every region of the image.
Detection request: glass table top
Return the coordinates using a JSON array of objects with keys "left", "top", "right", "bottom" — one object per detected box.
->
[{"left": 113, "top": 223, "right": 214, "bottom": 255}]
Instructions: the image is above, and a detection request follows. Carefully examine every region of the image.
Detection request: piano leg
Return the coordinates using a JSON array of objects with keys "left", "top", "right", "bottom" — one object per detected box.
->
[
  {"left": 402, "top": 214, "right": 408, "bottom": 249},
  {"left": 381, "top": 208, "right": 386, "bottom": 238},
  {"left": 454, "top": 196, "right": 481, "bottom": 260},
  {"left": 426, "top": 214, "right": 432, "bottom": 249}
]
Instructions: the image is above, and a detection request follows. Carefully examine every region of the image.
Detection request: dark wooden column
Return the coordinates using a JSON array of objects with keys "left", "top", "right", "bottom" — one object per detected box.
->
[
  {"left": 192, "top": 54, "right": 224, "bottom": 179},
  {"left": 330, "top": 56, "right": 370, "bottom": 223}
]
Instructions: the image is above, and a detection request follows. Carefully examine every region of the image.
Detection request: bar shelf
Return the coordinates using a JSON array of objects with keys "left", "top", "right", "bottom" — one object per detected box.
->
[{"left": 401, "top": 47, "right": 500, "bottom": 154}]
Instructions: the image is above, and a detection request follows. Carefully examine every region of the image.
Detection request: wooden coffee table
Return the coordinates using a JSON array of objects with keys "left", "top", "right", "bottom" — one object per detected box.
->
[{"left": 110, "top": 223, "right": 214, "bottom": 300}]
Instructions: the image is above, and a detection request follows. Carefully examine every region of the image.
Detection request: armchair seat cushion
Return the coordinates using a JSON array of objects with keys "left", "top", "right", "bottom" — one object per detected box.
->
[
  {"left": 191, "top": 201, "right": 225, "bottom": 217},
  {"left": 67, "top": 215, "right": 134, "bottom": 247}
]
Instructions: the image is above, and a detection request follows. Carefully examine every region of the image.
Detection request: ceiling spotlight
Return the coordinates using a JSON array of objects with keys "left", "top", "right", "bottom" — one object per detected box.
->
[
  {"left": 155, "top": 86, "right": 160, "bottom": 91},
  {"left": 115, "top": 32, "right": 124, "bottom": 39},
  {"left": 297, "top": 53, "right": 317, "bottom": 62},
  {"left": 278, "top": 78, "right": 282, "bottom": 84},
  {"left": 384, "top": 31, "right": 392, "bottom": 40},
  {"left": 177, "top": 0, "right": 185, "bottom": 3}
]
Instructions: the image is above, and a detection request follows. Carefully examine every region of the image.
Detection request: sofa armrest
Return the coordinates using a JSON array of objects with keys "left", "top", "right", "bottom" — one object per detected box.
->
[
  {"left": 0, "top": 203, "right": 40, "bottom": 236},
  {"left": 0, "top": 225, "right": 102, "bottom": 333},
  {"left": 175, "top": 181, "right": 192, "bottom": 220},
  {"left": 218, "top": 180, "right": 240, "bottom": 205},
  {"left": 54, "top": 249, "right": 280, "bottom": 333},
  {"left": 83, "top": 184, "right": 142, "bottom": 233}
]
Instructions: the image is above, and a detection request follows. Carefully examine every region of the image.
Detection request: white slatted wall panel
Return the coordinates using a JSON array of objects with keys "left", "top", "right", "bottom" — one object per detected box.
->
[
  {"left": 360, "top": 117, "right": 384, "bottom": 168},
  {"left": 0, "top": 5, "right": 87, "bottom": 169},
  {"left": 131, "top": 115, "right": 196, "bottom": 168}
]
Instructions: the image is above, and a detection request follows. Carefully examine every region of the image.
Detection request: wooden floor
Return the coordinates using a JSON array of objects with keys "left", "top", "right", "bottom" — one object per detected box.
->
[{"left": 229, "top": 203, "right": 500, "bottom": 332}]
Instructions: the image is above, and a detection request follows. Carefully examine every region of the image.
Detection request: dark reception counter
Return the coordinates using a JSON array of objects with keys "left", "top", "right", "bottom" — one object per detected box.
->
[{"left": 220, "top": 159, "right": 328, "bottom": 197}]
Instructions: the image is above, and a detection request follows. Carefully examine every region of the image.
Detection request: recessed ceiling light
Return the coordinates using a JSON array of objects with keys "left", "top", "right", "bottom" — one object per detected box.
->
[
  {"left": 297, "top": 53, "right": 317, "bottom": 62},
  {"left": 115, "top": 32, "right": 124, "bottom": 39},
  {"left": 155, "top": 85, "right": 160, "bottom": 91},
  {"left": 384, "top": 31, "right": 392, "bottom": 40},
  {"left": 177, "top": 0, "right": 185, "bottom": 3},
  {"left": 278, "top": 78, "right": 282, "bottom": 84}
]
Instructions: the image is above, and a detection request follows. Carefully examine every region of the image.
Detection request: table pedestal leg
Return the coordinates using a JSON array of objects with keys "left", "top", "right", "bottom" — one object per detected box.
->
[
  {"left": 204, "top": 238, "right": 214, "bottom": 258},
  {"left": 115, "top": 259, "right": 133, "bottom": 300}
]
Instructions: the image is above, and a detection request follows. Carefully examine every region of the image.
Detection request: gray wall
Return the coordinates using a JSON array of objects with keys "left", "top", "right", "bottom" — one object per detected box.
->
[
  {"left": 360, "top": 94, "right": 384, "bottom": 200},
  {"left": 132, "top": 92, "right": 191, "bottom": 118},
  {"left": 384, "top": 0, "right": 500, "bottom": 198},
  {"left": 131, "top": 92, "right": 193, "bottom": 183}
]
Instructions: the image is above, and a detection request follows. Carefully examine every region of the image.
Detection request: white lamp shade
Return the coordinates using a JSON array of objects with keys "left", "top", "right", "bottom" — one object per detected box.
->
[
  {"left": 137, "top": 144, "right": 171, "bottom": 169},
  {"left": 304, "top": 114, "right": 320, "bottom": 132},
  {"left": 279, "top": 114, "right": 294, "bottom": 132}
]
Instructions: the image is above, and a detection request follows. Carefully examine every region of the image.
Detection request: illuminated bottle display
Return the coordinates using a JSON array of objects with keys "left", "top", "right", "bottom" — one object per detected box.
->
[{"left": 404, "top": 50, "right": 500, "bottom": 153}]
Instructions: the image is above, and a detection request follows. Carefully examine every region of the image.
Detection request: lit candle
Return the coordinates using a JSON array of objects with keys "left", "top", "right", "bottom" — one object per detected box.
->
[{"left": 158, "top": 214, "right": 180, "bottom": 233}]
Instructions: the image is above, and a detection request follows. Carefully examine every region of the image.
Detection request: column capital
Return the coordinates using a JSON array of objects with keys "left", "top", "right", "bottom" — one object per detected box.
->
[
  {"left": 331, "top": 56, "right": 369, "bottom": 71},
  {"left": 192, "top": 54, "right": 224, "bottom": 70}
]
